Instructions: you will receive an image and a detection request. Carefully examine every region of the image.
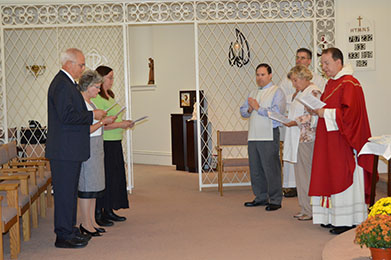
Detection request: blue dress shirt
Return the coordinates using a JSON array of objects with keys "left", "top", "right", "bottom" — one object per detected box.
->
[{"left": 240, "top": 82, "right": 286, "bottom": 128}]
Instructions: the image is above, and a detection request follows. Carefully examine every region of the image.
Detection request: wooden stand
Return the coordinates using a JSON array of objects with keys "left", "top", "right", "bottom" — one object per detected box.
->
[
  {"left": 170, "top": 114, "right": 208, "bottom": 173},
  {"left": 370, "top": 156, "right": 391, "bottom": 206}
]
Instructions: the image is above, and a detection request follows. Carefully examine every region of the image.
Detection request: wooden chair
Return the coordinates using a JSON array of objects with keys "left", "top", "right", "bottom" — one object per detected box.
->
[
  {"left": 8, "top": 141, "right": 53, "bottom": 211},
  {"left": 0, "top": 183, "right": 21, "bottom": 259},
  {"left": 9, "top": 159, "right": 52, "bottom": 217},
  {"left": 4, "top": 141, "right": 45, "bottom": 221},
  {"left": 216, "top": 130, "right": 249, "bottom": 196},
  {"left": 0, "top": 145, "right": 33, "bottom": 241}
]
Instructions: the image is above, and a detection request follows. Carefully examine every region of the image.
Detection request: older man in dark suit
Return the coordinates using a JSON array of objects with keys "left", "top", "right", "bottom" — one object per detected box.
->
[{"left": 46, "top": 48, "right": 106, "bottom": 248}]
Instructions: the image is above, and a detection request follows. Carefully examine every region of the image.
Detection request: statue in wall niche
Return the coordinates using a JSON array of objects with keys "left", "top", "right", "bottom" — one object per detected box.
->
[{"left": 148, "top": 58, "right": 155, "bottom": 84}]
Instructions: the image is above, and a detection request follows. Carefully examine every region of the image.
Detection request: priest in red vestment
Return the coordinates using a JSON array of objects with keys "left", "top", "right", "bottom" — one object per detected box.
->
[{"left": 308, "top": 47, "right": 374, "bottom": 235}]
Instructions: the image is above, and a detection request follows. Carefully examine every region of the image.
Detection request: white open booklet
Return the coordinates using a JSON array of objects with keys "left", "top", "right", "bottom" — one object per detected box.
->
[
  {"left": 105, "top": 102, "right": 118, "bottom": 112},
  {"left": 114, "top": 106, "right": 126, "bottom": 117},
  {"left": 133, "top": 116, "right": 148, "bottom": 123},
  {"left": 267, "top": 111, "right": 292, "bottom": 124},
  {"left": 297, "top": 93, "right": 326, "bottom": 110}
]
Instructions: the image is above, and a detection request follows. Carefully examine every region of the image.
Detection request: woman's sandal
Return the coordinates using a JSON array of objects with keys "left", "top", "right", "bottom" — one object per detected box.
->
[{"left": 298, "top": 215, "right": 313, "bottom": 221}]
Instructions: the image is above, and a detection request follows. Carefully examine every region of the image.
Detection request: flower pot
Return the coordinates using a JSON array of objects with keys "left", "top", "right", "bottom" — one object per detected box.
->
[{"left": 370, "top": 247, "right": 391, "bottom": 260}]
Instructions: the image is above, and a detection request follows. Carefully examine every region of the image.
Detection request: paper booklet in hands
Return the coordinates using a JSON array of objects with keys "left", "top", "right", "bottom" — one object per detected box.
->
[{"left": 297, "top": 93, "right": 325, "bottom": 110}]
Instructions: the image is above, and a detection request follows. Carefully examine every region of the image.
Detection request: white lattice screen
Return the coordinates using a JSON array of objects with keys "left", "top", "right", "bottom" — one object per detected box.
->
[
  {"left": 198, "top": 21, "right": 313, "bottom": 188},
  {"left": 3, "top": 25, "right": 126, "bottom": 155},
  {"left": 0, "top": 0, "right": 335, "bottom": 192}
]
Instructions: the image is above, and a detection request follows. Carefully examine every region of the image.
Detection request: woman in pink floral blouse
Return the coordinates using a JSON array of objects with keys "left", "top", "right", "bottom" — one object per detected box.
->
[{"left": 283, "top": 65, "right": 322, "bottom": 221}]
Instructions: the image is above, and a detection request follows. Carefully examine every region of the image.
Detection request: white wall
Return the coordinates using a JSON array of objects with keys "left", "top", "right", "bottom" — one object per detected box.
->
[
  {"left": 336, "top": 0, "right": 391, "bottom": 137},
  {"left": 335, "top": 0, "right": 391, "bottom": 170},
  {"left": 129, "top": 24, "right": 195, "bottom": 165}
]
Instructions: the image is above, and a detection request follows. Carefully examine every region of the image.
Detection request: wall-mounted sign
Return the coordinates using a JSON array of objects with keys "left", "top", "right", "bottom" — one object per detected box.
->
[{"left": 346, "top": 16, "right": 375, "bottom": 71}]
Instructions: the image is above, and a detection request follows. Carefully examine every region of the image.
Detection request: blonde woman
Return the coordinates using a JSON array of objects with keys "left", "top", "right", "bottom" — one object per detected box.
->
[{"left": 283, "top": 65, "right": 322, "bottom": 221}]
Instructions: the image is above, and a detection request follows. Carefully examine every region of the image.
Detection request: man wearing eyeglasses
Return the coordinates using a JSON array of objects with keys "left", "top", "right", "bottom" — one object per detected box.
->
[
  {"left": 46, "top": 48, "right": 106, "bottom": 248},
  {"left": 279, "top": 48, "right": 326, "bottom": 198}
]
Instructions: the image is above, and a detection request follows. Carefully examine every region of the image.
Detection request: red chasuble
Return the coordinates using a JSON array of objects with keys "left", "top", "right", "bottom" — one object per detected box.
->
[{"left": 308, "top": 74, "right": 374, "bottom": 204}]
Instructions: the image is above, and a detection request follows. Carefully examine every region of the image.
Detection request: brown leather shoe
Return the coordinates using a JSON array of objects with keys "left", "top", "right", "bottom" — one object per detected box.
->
[{"left": 283, "top": 188, "right": 297, "bottom": 197}]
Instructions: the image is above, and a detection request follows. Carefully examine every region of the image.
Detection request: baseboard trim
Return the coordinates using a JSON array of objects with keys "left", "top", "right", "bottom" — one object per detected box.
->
[{"left": 133, "top": 149, "right": 172, "bottom": 165}]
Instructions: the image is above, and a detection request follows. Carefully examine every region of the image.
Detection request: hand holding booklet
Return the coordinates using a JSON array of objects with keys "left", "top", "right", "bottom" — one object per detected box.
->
[
  {"left": 133, "top": 116, "right": 148, "bottom": 124},
  {"left": 297, "top": 94, "right": 326, "bottom": 110},
  {"left": 267, "top": 111, "right": 292, "bottom": 124}
]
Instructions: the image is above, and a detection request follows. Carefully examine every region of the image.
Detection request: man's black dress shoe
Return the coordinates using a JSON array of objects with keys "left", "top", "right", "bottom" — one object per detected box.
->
[
  {"left": 265, "top": 204, "right": 281, "bottom": 211},
  {"left": 244, "top": 200, "right": 269, "bottom": 207},
  {"left": 320, "top": 224, "right": 335, "bottom": 229},
  {"left": 55, "top": 237, "right": 88, "bottom": 249},
  {"left": 74, "top": 231, "right": 91, "bottom": 242},
  {"left": 329, "top": 225, "right": 356, "bottom": 235},
  {"left": 104, "top": 210, "right": 127, "bottom": 222},
  {"left": 80, "top": 224, "right": 101, "bottom": 237}
]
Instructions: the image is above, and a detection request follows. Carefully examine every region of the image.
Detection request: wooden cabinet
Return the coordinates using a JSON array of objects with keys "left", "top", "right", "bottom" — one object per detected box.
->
[
  {"left": 171, "top": 114, "right": 208, "bottom": 173},
  {"left": 171, "top": 114, "right": 192, "bottom": 171}
]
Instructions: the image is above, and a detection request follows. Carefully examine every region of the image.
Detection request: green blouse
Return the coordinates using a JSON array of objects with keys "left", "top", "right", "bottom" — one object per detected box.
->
[{"left": 92, "top": 94, "right": 124, "bottom": 141}]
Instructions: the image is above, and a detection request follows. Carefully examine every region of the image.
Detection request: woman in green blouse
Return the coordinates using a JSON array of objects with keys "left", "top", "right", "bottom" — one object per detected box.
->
[{"left": 92, "top": 65, "right": 134, "bottom": 226}]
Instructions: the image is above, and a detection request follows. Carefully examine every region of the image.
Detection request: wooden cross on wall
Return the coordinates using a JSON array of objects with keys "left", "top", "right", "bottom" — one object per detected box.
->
[{"left": 357, "top": 16, "right": 363, "bottom": 27}]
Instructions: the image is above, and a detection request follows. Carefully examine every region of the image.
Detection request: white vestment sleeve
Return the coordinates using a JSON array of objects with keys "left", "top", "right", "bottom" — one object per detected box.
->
[{"left": 324, "top": 108, "right": 339, "bottom": 131}]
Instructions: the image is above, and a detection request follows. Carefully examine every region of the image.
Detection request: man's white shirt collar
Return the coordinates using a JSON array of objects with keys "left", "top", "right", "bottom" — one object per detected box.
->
[
  {"left": 331, "top": 63, "right": 354, "bottom": 80},
  {"left": 61, "top": 69, "right": 76, "bottom": 84}
]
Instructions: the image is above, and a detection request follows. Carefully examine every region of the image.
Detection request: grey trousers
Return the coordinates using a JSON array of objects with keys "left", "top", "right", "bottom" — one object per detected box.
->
[
  {"left": 248, "top": 128, "right": 282, "bottom": 205},
  {"left": 293, "top": 141, "right": 314, "bottom": 216}
]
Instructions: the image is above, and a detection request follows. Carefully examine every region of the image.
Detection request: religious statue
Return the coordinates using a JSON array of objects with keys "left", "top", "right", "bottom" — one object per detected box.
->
[
  {"left": 190, "top": 101, "right": 198, "bottom": 121},
  {"left": 148, "top": 58, "right": 155, "bottom": 84}
]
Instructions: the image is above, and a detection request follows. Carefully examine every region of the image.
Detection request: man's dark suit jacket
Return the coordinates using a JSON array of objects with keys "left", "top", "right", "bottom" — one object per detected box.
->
[{"left": 46, "top": 70, "right": 93, "bottom": 161}]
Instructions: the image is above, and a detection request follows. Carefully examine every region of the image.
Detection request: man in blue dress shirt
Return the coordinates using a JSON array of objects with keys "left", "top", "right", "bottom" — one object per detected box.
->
[{"left": 240, "top": 63, "right": 286, "bottom": 211}]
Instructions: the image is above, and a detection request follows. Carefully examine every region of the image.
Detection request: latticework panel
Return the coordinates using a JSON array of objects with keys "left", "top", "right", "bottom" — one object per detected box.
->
[
  {"left": 0, "top": 1, "right": 335, "bottom": 25},
  {"left": 57, "top": 26, "right": 125, "bottom": 108},
  {"left": 4, "top": 28, "right": 57, "bottom": 127},
  {"left": 3, "top": 25, "right": 127, "bottom": 159},
  {"left": 1, "top": 4, "right": 124, "bottom": 26},
  {"left": 0, "top": 29, "right": 5, "bottom": 144},
  {"left": 4, "top": 27, "right": 57, "bottom": 155},
  {"left": 198, "top": 21, "right": 313, "bottom": 187}
]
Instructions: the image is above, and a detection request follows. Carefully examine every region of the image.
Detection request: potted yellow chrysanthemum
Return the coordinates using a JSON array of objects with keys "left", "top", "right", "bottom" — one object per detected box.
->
[{"left": 354, "top": 197, "right": 391, "bottom": 260}]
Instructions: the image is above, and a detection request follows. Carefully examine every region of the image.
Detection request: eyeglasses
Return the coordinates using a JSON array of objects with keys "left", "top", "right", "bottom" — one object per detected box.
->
[{"left": 71, "top": 61, "right": 85, "bottom": 68}]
